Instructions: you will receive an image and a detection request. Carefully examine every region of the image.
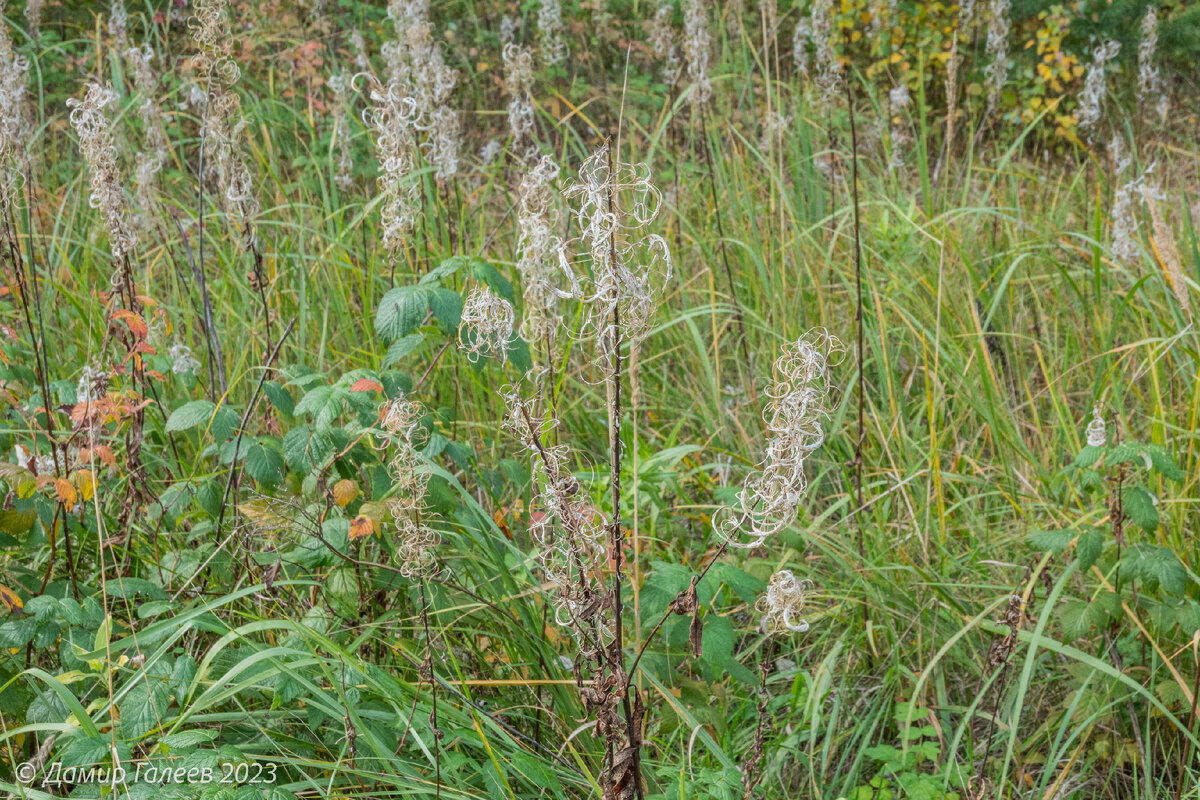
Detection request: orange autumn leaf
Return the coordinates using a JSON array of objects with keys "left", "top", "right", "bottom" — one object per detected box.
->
[
  {"left": 349, "top": 378, "right": 384, "bottom": 394},
  {"left": 54, "top": 478, "right": 78, "bottom": 506},
  {"left": 349, "top": 515, "right": 377, "bottom": 540},
  {"left": 0, "top": 585, "right": 22, "bottom": 614},
  {"left": 493, "top": 508, "right": 513, "bottom": 540},
  {"left": 333, "top": 479, "right": 359, "bottom": 507},
  {"left": 112, "top": 309, "right": 149, "bottom": 339}
]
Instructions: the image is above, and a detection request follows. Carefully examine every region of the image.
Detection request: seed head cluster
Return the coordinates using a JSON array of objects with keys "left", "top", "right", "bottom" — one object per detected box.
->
[
  {"left": 380, "top": 398, "right": 440, "bottom": 577},
  {"left": 1076, "top": 40, "right": 1119, "bottom": 134},
  {"left": 715, "top": 328, "right": 842, "bottom": 550},
  {"left": 459, "top": 286, "right": 515, "bottom": 362},
  {"left": 984, "top": 0, "right": 1011, "bottom": 115},
  {"left": 682, "top": 0, "right": 712, "bottom": 105},
  {"left": 562, "top": 143, "right": 673, "bottom": 360},
  {"left": 68, "top": 83, "right": 136, "bottom": 266},
  {"left": 516, "top": 155, "right": 570, "bottom": 345},
  {"left": 757, "top": 570, "right": 813, "bottom": 634}
]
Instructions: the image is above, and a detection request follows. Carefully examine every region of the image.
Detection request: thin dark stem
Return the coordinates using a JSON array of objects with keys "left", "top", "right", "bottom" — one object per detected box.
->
[
  {"left": 698, "top": 104, "right": 753, "bottom": 377},
  {"left": 1175, "top": 655, "right": 1200, "bottom": 800},
  {"left": 603, "top": 143, "right": 643, "bottom": 800},
  {"left": 194, "top": 69, "right": 227, "bottom": 396},
  {"left": 418, "top": 577, "right": 441, "bottom": 800},
  {"left": 845, "top": 74, "right": 866, "bottom": 561}
]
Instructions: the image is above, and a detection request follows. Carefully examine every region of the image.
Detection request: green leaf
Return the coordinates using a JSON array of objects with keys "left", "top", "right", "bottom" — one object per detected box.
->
[
  {"left": 1026, "top": 529, "right": 1073, "bottom": 555},
  {"left": 166, "top": 400, "right": 217, "bottom": 433},
  {"left": 1121, "top": 486, "right": 1159, "bottom": 533},
  {"left": 1076, "top": 529, "right": 1105, "bottom": 571},
  {"left": 211, "top": 406, "right": 240, "bottom": 443},
  {"left": 469, "top": 259, "right": 515, "bottom": 302},
  {"left": 160, "top": 729, "right": 219, "bottom": 749},
  {"left": 1060, "top": 599, "right": 1105, "bottom": 642},
  {"left": 244, "top": 439, "right": 286, "bottom": 488},
  {"left": 57, "top": 735, "right": 111, "bottom": 768},
  {"left": 421, "top": 255, "right": 467, "bottom": 284},
  {"left": 385, "top": 333, "right": 426, "bottom": 364},
  {"left": 1144, "top": 444, "right": 1185, "bottom": 482},
  {"left": 707, "top": 563, "right": 766, "bottom": 605},
  {"left": 1107, "top": 442, "right": 1142, "bottom": 466},
  {"left": 119, "top": 682, "right": 171, "bottom": 740},
  {"left": 262, "top": 380, "right": 295, "bottom": 418},
  {"left": 429, "top": 287, "right": 463, "bottom": 331},
  {"left": 1073, "top": 445, "right": 1102, "bottom": 468},
  {"left": 0, "top": 618, "right": 36, "bottom": 647},
  {"left": 283, "top": 426, "right": 335, "bottom": 472},
  {"left": 374, "top": 285, "right": 431, "bottom": 341},
  {"left": 1150, "top": 547, "right": 1188, "bottom": 595}
]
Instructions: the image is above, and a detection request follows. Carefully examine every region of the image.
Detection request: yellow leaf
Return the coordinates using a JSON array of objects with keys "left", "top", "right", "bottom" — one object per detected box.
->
[
  {"left": 0, "top": 584, "right": 22, "bottom": 613},
  {"left": 333, "top": 479, "right": 360, "bottom": 508},
  {"left": 349, "top": 516, "right": 376, "bottom": 540},
  {"left": 72, "top": 469, "right": 96, "bottom": 502},
  {"left": 54, "top": 478, "right": 78, "bottom": 506}
]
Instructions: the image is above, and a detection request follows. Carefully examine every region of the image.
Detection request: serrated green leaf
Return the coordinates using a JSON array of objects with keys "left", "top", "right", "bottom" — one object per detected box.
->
[
  {"left": 262, "top": 380, "right": 295, "bottom": 417},
  {"left": 375, "top": 285, "right": 431, "bottom": 341},
  {"left": 429, "top": 287, "right": 463, "bottom": 331},
  {"left": 211, "top": 406, "right": 239, "bottom": 443},
  {"left": 1121, "top": 486, "right": 1159, "bottom": 533},
  {"left": 386, "top": 333, "right": 426, "bottom": 364},
  {"left": 1073, "top": 445, "right": 1102, "bottom": 468},
  {"left": 1027, "top": 529, "right": 1073, "bottom": 555},
  {"left": 244, "top": 439, "right": 286, "bottom": 488},
  {"left": 1143, "top": 443, "right": 1185, "bottom": 482},
  {"left": 283, "top": 426, "right": 335, "bottom": 472},
  {"left": 1076, "top": 528, "right": 1105, "bottom": 571},
  {"left": 166, "top": 400, "right": 216, "bottom": 433},
  {"left": 119, "top": 682, "right": 171, "bottom": 741},
  {"left": 1151, "top": 547, "right": 1188, "bottom": 595},
  {"left": 160, "top": 729, "right": 219, "bottom": 749}
]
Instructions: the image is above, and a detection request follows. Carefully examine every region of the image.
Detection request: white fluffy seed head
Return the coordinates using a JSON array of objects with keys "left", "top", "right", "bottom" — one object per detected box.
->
[
  {"left": 757, "top": 570, "right": 813, "bottom": 634},
  {"left": 682, "top": 0, "right": 712, "bottom": 105},
  {"left": 715, "top": 328, "right": 843, "bottom": 549},
  {"left": 1076, "top": 40, "right": 1119, "bottom": 134},
  {"left": 458, "top": 286, "right": 515, "bottom": 361},
  {"left": 562, "top": 143, "right": 673, "bottom": 359},
  {"left": 1085, "top": 405, "right": 1106, "bottom": 448},
  {"left": 538, "top": 0, "right": 567, "bottom": 66},
  {"left": 68, "top": 82, "right": 136, "bottom": 265}
]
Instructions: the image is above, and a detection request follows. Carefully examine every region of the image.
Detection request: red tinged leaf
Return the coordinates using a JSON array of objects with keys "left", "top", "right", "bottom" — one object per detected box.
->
[
  {"left": 112, "top": 309, "right": 149, "bottom": 339},
  {"left": 350, "top": 378, "right": 384, "bottom": 394}
]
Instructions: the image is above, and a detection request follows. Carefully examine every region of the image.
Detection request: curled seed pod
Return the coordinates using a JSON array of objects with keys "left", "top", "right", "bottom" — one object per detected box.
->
[
  {"left": 1085, "top": 405, "right": 1106, "bottom": 448},
  {"left": 68, "top": 82, "right": 136, "bottom": 266},
  {"left": 715, "top": 328, "right": 843, "bottom": 549},
  {"left": 458, "top": 286, "right": 515, "bottom": 362},
  {"left": 756, "top": 570, "right": 814, "bottom": 634}
]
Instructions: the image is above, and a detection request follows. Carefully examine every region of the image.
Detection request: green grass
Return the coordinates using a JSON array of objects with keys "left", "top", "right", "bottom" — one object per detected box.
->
[{"left": 0, "top": 1, "right": 1198, "bottom": 799}]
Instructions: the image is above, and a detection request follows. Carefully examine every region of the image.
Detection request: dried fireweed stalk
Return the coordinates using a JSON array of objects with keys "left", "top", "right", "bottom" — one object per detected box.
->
[
  {"left": 503, "top": 43, "right": 536, "bottom": 162},
  {"left": 1085, "top": 405, "right": 1106, "bottom": 448},
  {"left": 68, "top": 83, "right": 137, "bottom": 268},
  {"left": 379, "top": 397, "right": 440, "bottom": 577},
  {"left": 811, "top": 0, "right": 841, "bottom": 110},
  {"left": 191, "top": 0, "right": 259, "bottom": 246},
  {"left": 458, "top": 286, "right": 515, "bottom": 362},
  {"left": 124, "top": 44, "right": 170, "bottom": 230},
  {"left": 328, "top": 72, "right": 355, "bottom": 190},
  {"left": 1076, "top": 40, "right": 1119, "bottom": 135},
  {"left": 984, "top": 0, "right": 1010, "bottom": 116},
  {"left": 714, "top": 328, "right": 843, "bottom": 549},
  {"left": 1138, "top": 8, "right": 1167, "bottom": 119},
  {"left": 359, "top": 74, "right": 420, "bottom": 258},
  {"left": 500, "top": 384, "right": 606, "bottom": 626},
  {"left": 516, "top": 155, "right": 573, "bottom": 347},
  {"left": 1111, "top": 152, "right": 1153, "bottom": 265},
  {"left": 757, "top": 570, "right": 814, "bottom": 634},
  {"left": 648, "top": 0, "right": 680, "bottom": 82},
  {"left": 791, "top": 17, "right": 811, "bottom": 78},
  {"left": 0, "top": 0, "right": 29, "bottom": 212},
  {"left": 561, "top": 143, "right": 673, "bottom": 361},
  {"left": 682, "top": 0, "right": 712, "bottom": 105},
  {"left": 538, "top": 0, "right": 567, "bottom": 67}
]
